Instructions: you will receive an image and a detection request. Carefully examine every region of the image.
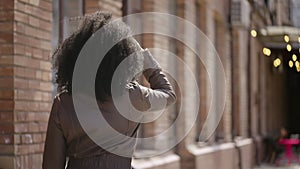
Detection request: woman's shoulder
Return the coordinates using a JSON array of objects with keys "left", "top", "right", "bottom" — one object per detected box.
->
[
  {"left": 52, "top": 91, "right": 75, "bottom": 117},
  {"left": 53, "top": 90, "right": 72, "bottom": 105}
]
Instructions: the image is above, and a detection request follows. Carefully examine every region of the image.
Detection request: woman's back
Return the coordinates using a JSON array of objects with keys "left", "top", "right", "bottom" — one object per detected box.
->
[
  {"left": 42, "top": 11, "right": 176, "bottom": 169},
  {"left": 44, "top": 92, "right": 134, "bottom": 169}
]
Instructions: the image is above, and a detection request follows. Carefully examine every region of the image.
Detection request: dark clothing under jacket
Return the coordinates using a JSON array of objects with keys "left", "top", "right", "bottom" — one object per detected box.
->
[{"left": 42, "top": 68, "right": 176, "bottom": 169}]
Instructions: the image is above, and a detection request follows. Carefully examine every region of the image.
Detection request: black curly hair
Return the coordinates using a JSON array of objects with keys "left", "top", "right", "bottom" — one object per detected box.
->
[{"left": 53, "top": 11, "right": 143, "bottom": 102}]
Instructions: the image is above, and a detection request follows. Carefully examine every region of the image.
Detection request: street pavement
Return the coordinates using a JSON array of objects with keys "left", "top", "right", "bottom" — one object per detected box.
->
[{"left": 254, "top": 164, "right": 300, "bottom": 169}]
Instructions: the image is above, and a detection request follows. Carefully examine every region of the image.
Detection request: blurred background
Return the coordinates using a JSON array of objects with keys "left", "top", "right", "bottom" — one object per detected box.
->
[{"left": 1, "top": 0, "right": 300, "bottom": 168}]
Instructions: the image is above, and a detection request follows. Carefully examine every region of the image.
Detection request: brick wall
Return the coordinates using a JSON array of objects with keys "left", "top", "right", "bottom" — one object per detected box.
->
[
  {"left": 232, "top": 26, "right": 250, "bottom": 138},
  {"left": 197, "top": 0, "right": 209, "bottom": 142},
  {"left": 134, "top": 0, "right": 178, "bottom": 152},
  {"left": 214, "top": 2, "right": 232, "bottom": 142},
  {"left": 0, "top": 0, "right": 15, "bottom": 168},
  {"left": 0, "top": 0, "right": 53, "bottom": 168},
  {"left": 84, "top": 0, "right": 122, "bottom": 17}
]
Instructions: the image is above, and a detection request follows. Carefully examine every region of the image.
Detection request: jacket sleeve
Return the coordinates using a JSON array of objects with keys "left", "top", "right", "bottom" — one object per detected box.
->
[
  {"left": 128, "top": 49, "right": 176, "bottom": 112},
  {"left": 42, "top": 97, "right": 67, "bottom": 169}
]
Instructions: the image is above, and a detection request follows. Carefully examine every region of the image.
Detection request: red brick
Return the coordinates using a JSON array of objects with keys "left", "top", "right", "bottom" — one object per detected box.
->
[
  {"left": 35, "top": 29, "right": 51, "bottom": 41},
  {"left": 15, "top": 112, "right": 27, "bottom": 122},
  {"left": 30, "top": 59, "right": 41, "bottom": 70},
  {"left": 0, "top": 67, "right": 13, "bottom": 76},
  {"left": 39, "top": 0, "right": 52, "bottom": 11},
  {"left": 0, "top": 145, "right": 13, "bottom": 155},
  {"left": 38, "top": 19, "right": 51, "bottom": 32},
  {"left": 39, "top": 102, "right": 51, "bottom": 112},
  {"left": 14, "top": 56, "right": 40, "bottom": 69},
  {"left": 0, "top": 112, "right": 13, "bottom": 121},
  {"left": 14, "top": 11, "right": 29, "bottom": 23},
  {"left": 0, "top": 90, "right": 13, "bottom": 99},
  {"left": 24, "top": 46, "right": 32, "bottom": 57},
  {"left": 39, "top": 40, "right": 51, "bottom": 51},
  {"left": 41, "top": 71, "right": 51, "bottom": 81},
  {"left": 34, "top": 113, "right": 49, "bottom": 122},
  {"left": 14, "top": 101, "right": 29, "bottom": 112},
  {"left": 21, "top": 134, "right": 33, "bottom": 144},
  {"left": 0, "top": 10, "right": 13, "bottom": 22},
  {"left": 14, "top": 123, "right": 29, "bottom": 133},
  {"left": 24, "top": 26, "right": 38, "bottom": 39},
  {"left": 28, "top": 80, "right": 39, "bottom": 90},
  {"left": 14, "top": 44, "right": 26, "bottom": 55},
  {"left": 28, "top": 37, "right": 40, "bottom": 48},
  {"left": 0, "top": 56, "right": 13, "bottom": 65},
  {"left": 0, "top": 33, "right": 13, "bottom": 43},
  {"left": 29, "top": 153, "right": 43, "bottom": 169},
  {"left": 0, "top": 100, "right": 13, "bottom": 111},
  {"left": 84, "top": 0, "right": 100, "bottom": 14},
  {"left": 26, "top": 102, "right": 40, "bottom": 112},
  {"left": 32, "top": 48, "right": 43, "bottom": 59},
  {"left": 14, "top": 78, "right": 29, "bottom": 89},
  {"left": 35, "top": 70, "right": 42, "bottom": 80},
  {"left": 41, "top": 133, "right": 46, "bottom": 142},
  {"left": 41, "top": 92, "right": 51, "bottom": 102},
  {"left": 38, "top": 122, "right": 47, "bottom": 132},
  {"left": 0, "top": 44, "right": 14, "bottom": 55},
  {"left": 14, "top": 134, "right": 21, "bottom": 144},
  {"left": 15, "top": 90, "right": 31, "bottom": 100},
  {"left": 0, "top": 77, "right": 13, "bottom": 88},
  {"left": 14, "top": 34, "right": 29, "bottom": 45},
  {"left": 32, "top": 91, "right": 42, "bottom": 101},
  {"left": 0, "top": 123, "right": 14, "bottom": 134},
  {"left": 28, "top": 123, "right": 39, "bottom": 132},
  {"left": 14, "top": 22, "right": 23, "bottom": 34},
  {"left": 25, "top": 6, "right": 51, "bottom": 22},
  {"left": 15, "top": 144, "right": 29, "bottom": 154},
  {"left": 24, "top": 68, "right": 35, "bottom": 79},
  {"left": 15, "top": 143, "right": 44, "bottom": 154},
  {"left": 0, "top": 134, "right": 14, "bottom": 144},
  {"left": 0, "top": 0, "right": 14, "bottom": 10},
  {"left": 29, "top": 16, "right": 39, "bottom": 27},
  {"left": 27, "top": 0, "right": 40, "bottom": 7},
  {"left": 15, "top": 112, "right": 48, "bottom": 122},
  {"left": 18, "top": 0, "right": 29, "bottom": 3},
  {"left": 39, "top": 81, "right": 52, "bottom": 91},
  {"left": 42, "top": 50, "right": 51, "bottom": 60},
  {"left": 15, "top": 112, "right": 49, "bottom": 123},
  {"left": 14, "top": 67, "right": 26, "bottom": 78}
]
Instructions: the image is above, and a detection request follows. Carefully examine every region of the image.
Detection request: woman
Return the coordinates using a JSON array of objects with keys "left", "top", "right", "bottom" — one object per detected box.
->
[{"left": 43, "top": 11, "right": 176, "bottom": 169}]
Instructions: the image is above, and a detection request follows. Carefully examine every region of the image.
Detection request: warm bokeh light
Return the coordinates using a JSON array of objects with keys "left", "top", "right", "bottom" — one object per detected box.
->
[
  {"left": 297, "top": 66, "right": 300, "bottom": 72},
  {"left": 287, "top": 44, "right": 292, "bottom": 52},
  {"left": 273, "top": 58, "right": 281, "bottom": 68},
  {"left": 289, "top": 60, "right": 294, "bottom": 68},
  {"left": 295, "top": 61, "right": 299, "bottom": 68},
  {"left": 292, "top": 54, "right": 297, "bottom": 61},
  {"left": 298, "top": 36, "right": 300, "bottom": 43},
  {"left": 284, "top": 35, "right": 290, "bottom": 43},
  {"left": 263, "top": 47, "right": 271, "bottom": 56},
  {"left": 251, "top": 30, "right": 257, "bottom": 37}
]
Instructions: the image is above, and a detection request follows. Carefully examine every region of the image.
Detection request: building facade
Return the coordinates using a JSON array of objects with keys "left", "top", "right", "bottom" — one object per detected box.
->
[{"left": 0, "top": 0, "right": 299, "bottom": 169}]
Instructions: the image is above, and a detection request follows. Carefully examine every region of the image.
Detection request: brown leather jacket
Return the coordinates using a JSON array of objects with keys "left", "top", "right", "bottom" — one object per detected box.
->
[{"left": 42, "top": 67, "right": 176, "bottom": 169}]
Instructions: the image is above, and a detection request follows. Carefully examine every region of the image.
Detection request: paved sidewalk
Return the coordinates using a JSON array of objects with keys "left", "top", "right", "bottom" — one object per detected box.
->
[{"left": 254, "top": 164, "right": 300, "bottom": 169}]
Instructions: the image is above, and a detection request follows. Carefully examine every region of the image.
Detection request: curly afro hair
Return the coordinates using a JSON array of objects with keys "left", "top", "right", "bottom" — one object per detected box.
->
[{"left": 53, "top": 11, "right": 143, "bottom": 102}]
